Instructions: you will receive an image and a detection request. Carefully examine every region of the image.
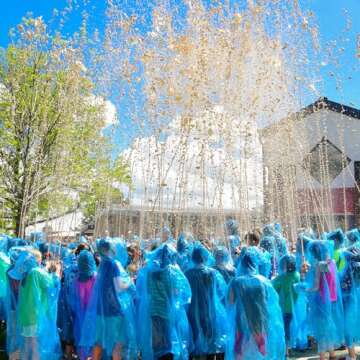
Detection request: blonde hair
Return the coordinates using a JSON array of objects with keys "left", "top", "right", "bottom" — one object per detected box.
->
[{"left": 30, "top": 249, "right": 42, "bottom": 263}]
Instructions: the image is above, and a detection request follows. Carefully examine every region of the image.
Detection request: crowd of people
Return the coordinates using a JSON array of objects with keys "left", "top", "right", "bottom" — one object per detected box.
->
[{"left": 0, "top": 220, "right": 359, "bottom": 360}]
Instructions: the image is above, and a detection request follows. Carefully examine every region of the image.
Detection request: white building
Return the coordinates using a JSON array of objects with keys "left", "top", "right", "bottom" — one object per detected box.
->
[
  {"left": 261, "top": 98, "right": 360, "bottom": 239},
  {"left": 25, "top": 209, "right": 84, "bottom": 240}
]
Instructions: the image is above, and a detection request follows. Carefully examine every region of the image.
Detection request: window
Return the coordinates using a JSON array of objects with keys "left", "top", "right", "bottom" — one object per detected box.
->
[{"left": 303, "top": 137, "right": 351, "bottom": 184}]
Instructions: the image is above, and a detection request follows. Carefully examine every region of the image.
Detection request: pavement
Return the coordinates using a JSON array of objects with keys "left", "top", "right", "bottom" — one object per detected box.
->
[{"left": 289, "top": 346, "right": 360, "bottom": 359}]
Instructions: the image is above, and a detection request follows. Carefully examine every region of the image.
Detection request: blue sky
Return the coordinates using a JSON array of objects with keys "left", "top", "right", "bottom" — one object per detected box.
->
[{"left": 1, "top": 0, "right": 359, "bottom": 110}]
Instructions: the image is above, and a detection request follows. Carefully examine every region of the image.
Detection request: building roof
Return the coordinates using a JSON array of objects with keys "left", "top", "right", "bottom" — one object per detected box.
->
[
  {"left": 302, "top": 97, "right": 360, "bottom": 120},
  {"left": 261, "top": 97, "right": 360, "bottom": 135}
]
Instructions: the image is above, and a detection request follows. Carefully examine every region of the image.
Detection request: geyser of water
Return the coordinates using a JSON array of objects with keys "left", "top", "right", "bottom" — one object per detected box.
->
[{"left": 92, "top": 0, "right": 332, "bottom": 242}]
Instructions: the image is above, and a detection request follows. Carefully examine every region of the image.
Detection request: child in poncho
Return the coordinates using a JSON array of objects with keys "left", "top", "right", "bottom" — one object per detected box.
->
[
  {"left": 305, "top": 240, "right": 344, "bottom": 360},
  {"left": 79, "top": 238, "right": 137, "bottom": 360},
  {"left": 185, "top": 244, "right": 228, "bottom": 359},
  {"left": 14, "top": 250, "right": 61, "bottom": 360},
  {"left": 69, "top": 250, "right": 97, "bottom": 360},
  {"left": 272, "top": 254, "right": 300, "bottom": 354},
  {"left": 227, "top": 248, "right": 285, "bottom": 360}
]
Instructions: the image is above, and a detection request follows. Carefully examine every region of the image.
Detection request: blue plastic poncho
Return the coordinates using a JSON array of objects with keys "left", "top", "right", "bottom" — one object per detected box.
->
[
  {"left": 136, "top": 243, "right": 192, "bottom": 360},
  {"left": 0, "top": 234, "right": 10, "bottom": 253},
  {"left": 6, "top": 247, "right": 33, "bottom": 357},
  {"left": 227, "top": 248, "right": 285, "bottom": 360},
  {"left": 339, "top": 246, "right": 360, "bottom": 347},
  {"left": 15, "top": 251, "right": 61, "bottom": 360},
  {"left": 176, "top": 233, "right": 193, "bottom": 272},
  {"left": 30, "top": 232, "right": 44, "bottom": 243},
  {"left": 213, "top": 246, "right": 235, "bottom": 284},
  {"left": 113, "top": 237, "right": 129, "bottom": 268},
  {"left": 236, "top": 247, "right": 271, "bottom": 279},
  {"left": 346, "top": 228, "right": 360, "bottom": 248},
  {"left": 79, "top": 239, "right": 137, "bottom": 359},
  {"left": 327, "top": 229, "right": 346, "bottom": 271},
  {"left": 185, "top": 244, "right": 228, "bottom": 356},
  {"left": 68, "top": 250, "right": 97, "bottom": 360},
  {"left": 295, "top": 233, "right": 313, "bottom": 271},
  {"left": 260, "top": 226, "right": 277, "bottom": 278},
  {"left": 0, "top": 252, "right": 10, "bottom": 320},
  {"left": 159, "top": 226, "right": 175, "bottom": 245},
  {"left": 272, "top": 255, "right": 301, "bottom": 348},
  {"left": 57, "top": 251, "right": 78, "bottom": 345},
  {"left": 225, "top": 219, "right": 241, "bottom": 258},
  {"left": 304, "top": 240, "right": 344, "bottom": 352},
  {"left": 273, "top": 223, "right": 289, "bottom": 259}
]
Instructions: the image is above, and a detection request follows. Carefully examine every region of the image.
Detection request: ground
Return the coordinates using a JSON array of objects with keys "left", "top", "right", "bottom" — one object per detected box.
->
[{"left": 289, "top": 346, "right": 360, "bottom": 359}]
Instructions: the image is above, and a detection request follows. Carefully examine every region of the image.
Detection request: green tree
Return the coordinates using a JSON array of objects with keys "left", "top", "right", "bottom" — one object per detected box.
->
[{"left": 0, "top": 17, "right": 130, "bottom": 236}]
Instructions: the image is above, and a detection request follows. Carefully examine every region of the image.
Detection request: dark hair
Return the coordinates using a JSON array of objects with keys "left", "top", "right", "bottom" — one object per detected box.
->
[
  {"left": 75, "top": 243, "right": 90, "bottom": 256},
  {"left": 245, "top": 232, "right": 260, "bottom": 246}
]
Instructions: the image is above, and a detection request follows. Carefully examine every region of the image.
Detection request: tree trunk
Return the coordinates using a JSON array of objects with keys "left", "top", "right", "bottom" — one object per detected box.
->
[{"left": 14, "top": 203, "right": 22, "bottom": 238}]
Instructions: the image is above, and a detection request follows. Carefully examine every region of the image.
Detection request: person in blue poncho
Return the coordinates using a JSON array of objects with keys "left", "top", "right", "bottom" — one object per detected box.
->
[
  {"left": 69, "top": 250, "right": 97, "bottom": 360},
  {"left": 6, "top": 247, "right": 31, "bottom": 360},
  {"left": 304, "top": 240, "right": 344, "bottom": 360},
  {"left": 259, "top": 225, "right": 277, "bottom": 278},
  {"left": 0, "top": 252, "right": 10, "bottom": 320},
  {"left": 346, "top": 228, "right": 360, "bottom": 248},
  {"left": 338, "top": 245, "right": 360, "bottom": 360},
  {"left": 225, "top": 219, "right": 241, "bottom": 260},
  {"left": 12, "top": 249, "right": 61, "bottom": 360},
  {"left": 295, "top": 232, "right": 313, "bottom": 273},
  {"left": 185, "top": 244, "right": 228, "bottom": 359},
  {"left": 79, "top": 238, "right": 136, "bottom": 360},
  {"left": 160, "top": 227, "right": 175, "bottom": 245},
  {"left": 272, "top": 254, "right": 300, "bottom": 355},
  {"left": 57, "top": 249, "right": 79, "bottom": 358},
  {"left": 327, "top": 229, "right": 346, "bottom": 271},
  {"left": 273, "top": 223, "right": 289, "bottom": 259},
  {"left": 136, "top": 243, "right": 192, "bottom": 360},
  {"left": 213, "top": 246, "right": 235, "bottom": 284},
  {"left": 176, "top": 232, "right": 193, "bottom": 273},
  {"left": 126, "top": 242, "right": 142, "bottom": 281},
  {"left": 227, "top": 247, "right": 285, "bottom": 360}
]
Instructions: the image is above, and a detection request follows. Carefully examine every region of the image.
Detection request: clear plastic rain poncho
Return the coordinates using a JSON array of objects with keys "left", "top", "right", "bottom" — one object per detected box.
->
[
  {"left": 159, "top": 226, "right": 176, "bottom": 245},
  {"left": 295, "top": 232, "right": 313, "bottom": 271},
  {"left": 113, "top": 237, "right": 129, "bottom": 268},
  {"left": 10, "top": 250, "right": 61, "bottom": 360},
  {"left": 236, "top": 246, "right": 272, "bottom": 279},
  {"left": 272, "top": 255, "right": 301, "bottom": 349},
  {"left": 304, "top": 240, "right": 344, "bottom": 352},
  {"left": 213, "top": 246, "right": 235, "bottom": 284},
  {"left": 346, "top": 228, "right": 360, "bottom": 248},
  {"left": 68, "top": 250, "right": 97, "bottom": 360},
  {"left": 113, "top": 238, "right": 137, "bottom": 358},
  {"left": 57, "top": 251, "right": 78, "bottom": 345},
  {"left": 259, "top": 225, "right": 278, "bottom": 278},
  {"left": 327, "top": 229, "right": 347, "bottom": 271},
  {"left": 225, "top": 219, "right": 241, "bottom": 259},
  {"left": 0, "top": 234, "right": 11, "bottom": 253},
  {"left": 0, "top": 252, "right": 10, "bottom": 320},
  {"left": 226, "top": 248, "right": 285, "bottom": 360},
  {"left": 176, "top": 232, "right": 193, "bottom": 272},
  {"left": 273, "top": 223, "right": 289, "bottom": 259},
  {"left": 6, "top": 246, "right": 30, "bottom": 357},
  {"left": 185, "top": 244, "right": 228, "bottom": 356},
  {"left": 136, "top": 243, "right": 192, "bottom": 360},
  {"left": 79, "top": 239, "right": 137, "bottom": 359},
  {"left": 338, "top": 245, "right": 360, "bottom": 347}
]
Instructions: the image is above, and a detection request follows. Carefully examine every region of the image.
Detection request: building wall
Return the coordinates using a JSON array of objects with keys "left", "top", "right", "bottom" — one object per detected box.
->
[
  {"left": 25, "top": 210, "right": 84, "bottom": 239},
  {"left": 262, "top": 108, "right": 360, "bottom": 236},
  {"left": 94, "top": 206, "right": 253, "bottom": 240}
]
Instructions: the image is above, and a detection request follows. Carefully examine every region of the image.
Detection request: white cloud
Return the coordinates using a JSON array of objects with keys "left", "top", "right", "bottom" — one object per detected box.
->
[
  {"left": 88, "top": 95, "right": 117, "bottom": 127},
  {"left": 102, "top": 99, "right": 117, "bottom": 127},
  {"left": 122, "top": 108, "right": 264, "bottom": 210}
]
